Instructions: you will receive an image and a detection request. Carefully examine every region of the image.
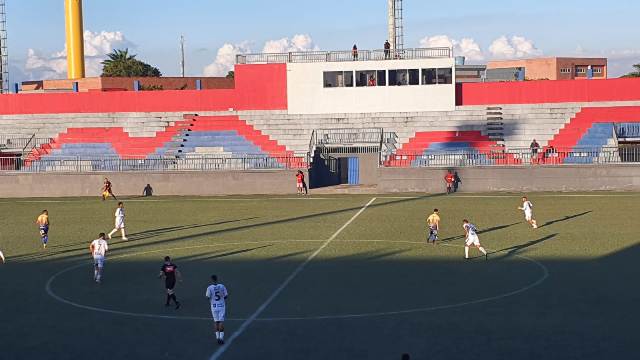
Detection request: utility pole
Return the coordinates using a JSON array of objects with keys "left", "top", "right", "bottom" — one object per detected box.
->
[{"left": 180, "top": 35, "right": 185, "bottom": 77}]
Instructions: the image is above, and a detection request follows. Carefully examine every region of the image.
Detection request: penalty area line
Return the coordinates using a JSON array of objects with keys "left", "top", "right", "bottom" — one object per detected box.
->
[{"left": 208, "top": 197, "right": 377, "bottom": 360}]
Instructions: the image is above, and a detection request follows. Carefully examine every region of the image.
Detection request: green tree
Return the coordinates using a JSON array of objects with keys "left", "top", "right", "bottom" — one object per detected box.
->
[
  {"left": 226, "top": 70, "right": 235, "bottom": 79},
  {"left": 101, "top": 49, "right": 162, "bottom": 77},
  {"left": 621, "top": 64, "right": 640, "bottom": 78}
]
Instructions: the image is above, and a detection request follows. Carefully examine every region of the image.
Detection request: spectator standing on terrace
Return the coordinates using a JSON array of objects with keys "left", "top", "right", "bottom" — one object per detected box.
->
[
  {"left": 445, "top": 171, "right": 455, "bottom": 194},
  {"left": 384, "top": 40, "right": 391, "bottom": 59},
  {"left": 368, "top": 75, "right": 376, "bottom": 86},
  {"left": 352, "top": 44, "right": 358, "bottom": 60},
  {"left": 530, "top": 139, "right": 540, "bottom": 164}
]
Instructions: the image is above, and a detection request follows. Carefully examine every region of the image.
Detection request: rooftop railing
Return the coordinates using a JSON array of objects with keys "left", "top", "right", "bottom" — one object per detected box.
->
[{"left": 236, "top": 47, "right": 452, "bottom": 64}]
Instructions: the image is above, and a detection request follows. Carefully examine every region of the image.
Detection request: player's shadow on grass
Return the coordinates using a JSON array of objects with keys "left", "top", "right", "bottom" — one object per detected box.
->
[
  {"left": 490, "top": 233, "right": 558, "bottom": 259},
  {"left": 440, "top": 222, "right": 520, "bottom": 243},
  {"left": 126, "top": 217, "right": 259, "bottom": 241},
  {"left": 9, "top": 218, "right": 260, "bottom": 263},
  {"left": 108, "top": 193, "right": 448, "bottom": 253},
  {"left": 177, "top": 244, "right": 273, "bottom": 261},
  {"left": 539, "top": 211, "right": 592, "bottom": 229},
  {"left": 17, "top": 193, "right": 447, "bottom": 263}
]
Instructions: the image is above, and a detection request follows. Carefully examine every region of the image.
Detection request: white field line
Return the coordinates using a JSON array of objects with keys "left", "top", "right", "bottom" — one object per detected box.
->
[
  {"left": 208, "top": 197, "right": 377, "bottom": 360},
  {"left": 45, "top": 239, "right": 549, "bottom": 323}
]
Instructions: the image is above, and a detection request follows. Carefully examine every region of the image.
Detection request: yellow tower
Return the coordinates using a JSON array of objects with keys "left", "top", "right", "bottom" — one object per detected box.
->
[{"left": 64, "top": 0, "right": 85, "bottom": 79}]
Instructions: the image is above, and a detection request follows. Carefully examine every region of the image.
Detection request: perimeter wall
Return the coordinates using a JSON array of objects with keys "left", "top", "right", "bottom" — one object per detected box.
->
[
  {"left": 1, "top": 166, "right": 640, "bottom": 197},
  {"left": 377, "top": 165, "right": 640, "bottom": 193}
]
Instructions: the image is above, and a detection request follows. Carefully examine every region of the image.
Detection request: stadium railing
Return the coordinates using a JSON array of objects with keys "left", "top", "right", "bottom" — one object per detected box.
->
[
  {"left": 0, "top": 153, "right": 310, "bottom": 173},
  {"left": 383, "top": 146, "right": 640, "bottom": 167},
  {"left": 236, "top": 47, "right": 452, "bottom": 64},
  {"left": 0, "top": 134, "right": 53, "bottom": 154}
]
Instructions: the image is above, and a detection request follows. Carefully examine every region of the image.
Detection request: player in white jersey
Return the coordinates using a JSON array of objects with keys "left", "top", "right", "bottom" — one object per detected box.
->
[
  {"left": 108, "top": 202, "right": 128, "bottom": 241},
  {"left": 205, "top": 275, "right": 229, "bottom": 345},
  {"left": 518, "top": 196, "right": 538, "bottom": 229},
  {"left": 463, "top": 219, "right": 487, "bottom": 260},
  {"left": 90, "top": 233, "right": 109, "bottom": 283}
]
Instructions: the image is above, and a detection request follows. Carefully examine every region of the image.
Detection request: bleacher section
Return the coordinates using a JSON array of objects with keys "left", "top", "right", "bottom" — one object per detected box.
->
[
  {"left": 19, "top": 114, "right": 303, "bottom": 170},
  {"left": 1, "top": 102, "right": 639, "bottom": 170}
]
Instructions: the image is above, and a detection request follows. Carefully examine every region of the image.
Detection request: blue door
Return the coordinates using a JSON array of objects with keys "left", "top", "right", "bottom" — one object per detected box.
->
[{"left": 347, "top": 157, "right": 359, "bottom": 185}]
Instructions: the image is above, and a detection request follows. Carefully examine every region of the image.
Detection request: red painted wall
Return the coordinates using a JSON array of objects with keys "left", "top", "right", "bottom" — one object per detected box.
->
[
  {"left": 0, "top": 64, "right": 287, "bottom": 115},
  {"left": 234, "top": 63, "right": 287, "bottom": 110},
  {"left": 457, "top": 78, "right": 640, "bottom": 106}
]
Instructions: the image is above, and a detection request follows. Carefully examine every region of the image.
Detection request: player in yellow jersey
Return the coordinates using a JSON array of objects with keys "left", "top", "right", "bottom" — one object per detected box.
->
[
  {"left": 101, "top": 178, "right": 117, "bottom": 201},
  {"left": 35, "top": 210, "right": 50, "bottom": 249},
  {"left": 426, "top": 209, "right": 441, "bottom": 245}
]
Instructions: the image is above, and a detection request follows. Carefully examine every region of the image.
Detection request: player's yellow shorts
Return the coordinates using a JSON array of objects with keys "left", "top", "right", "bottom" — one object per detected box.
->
[{"left": 102, "top": 191, "right": 110, "bottom": 199}]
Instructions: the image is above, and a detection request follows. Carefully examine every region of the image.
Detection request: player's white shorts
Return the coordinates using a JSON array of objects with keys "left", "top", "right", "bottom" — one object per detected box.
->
[
  {"left": 296, "top": 183, "right": 303, "bottom": 189},
  {"left": 524, "top": 210, "right": 533, "bottom": 221},
  {"left": 465, "top": 234, "right": 480, "bottom": 246},
  {"left": 93, "top": 255, "right": 105, "bottom": 268},
  {"left": 115, "top": 218, "right": 125, "bottom": 229},
  {"left": 211, "top": 306, "right": 226, "bottom": 322}
]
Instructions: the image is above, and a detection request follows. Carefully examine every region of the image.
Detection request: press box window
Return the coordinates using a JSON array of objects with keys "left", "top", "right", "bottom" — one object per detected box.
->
[
  {"left": 560, "top": 68, "right": 572, "bottom": 74},
  {"left": 389, "top": 69, "right": 419, "bottom": 86},
  {"left": 323, "top": 71, "right": 354, "bottom": 88},
  {"left": 436, "top": 68, "right": 453, "bottom": 84},
  {"left": 422, "top": 68, "right": 437, "bottom": 84},
  {"left": 421, "top": 68, "right": 452, "bottom": 85},
  {"left": 356, "top": 71, "right": 377, "bottom": 87}
]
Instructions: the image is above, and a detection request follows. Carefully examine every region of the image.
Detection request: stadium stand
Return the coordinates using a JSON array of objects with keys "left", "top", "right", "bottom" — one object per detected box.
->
[{"left": 3, "top": 103, "right": 638, "bottom": 169}]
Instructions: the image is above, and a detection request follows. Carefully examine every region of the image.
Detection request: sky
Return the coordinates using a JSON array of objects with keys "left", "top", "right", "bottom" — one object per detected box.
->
[{"left": 5, "top": 0, "right": 640, "bottom": 83}]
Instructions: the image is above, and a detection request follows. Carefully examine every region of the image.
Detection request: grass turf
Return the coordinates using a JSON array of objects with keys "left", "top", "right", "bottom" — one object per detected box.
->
[{"left": 0, "top": 193, "right": 638, "bottom": 360}]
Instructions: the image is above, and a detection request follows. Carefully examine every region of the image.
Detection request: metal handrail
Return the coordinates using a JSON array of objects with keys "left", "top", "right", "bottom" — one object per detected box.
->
[
  {"left": 314, "top": 128, "right": 384, "bottom": 146},
  {"left": 236, "top": 47, "right": 452, "bottom": 64},
  {"left": 1, "top": 153, "right": 309, "bottom": 173},
  {"left": 384, "top": 145, "right": 637, "bottom": 167}
]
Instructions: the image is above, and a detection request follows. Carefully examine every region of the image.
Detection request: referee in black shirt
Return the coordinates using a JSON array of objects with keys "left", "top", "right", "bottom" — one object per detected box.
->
[{"left": 158, "top": 256, "right": 182, "bottom": 309}]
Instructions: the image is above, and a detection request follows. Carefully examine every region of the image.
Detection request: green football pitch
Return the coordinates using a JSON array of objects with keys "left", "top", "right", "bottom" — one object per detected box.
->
[{"left": 0, "top": 193, "right": 638, "bottom": 360}]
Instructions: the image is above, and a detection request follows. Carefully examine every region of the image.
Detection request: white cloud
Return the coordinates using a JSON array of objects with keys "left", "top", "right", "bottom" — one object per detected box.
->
[
  {"left": 419, "top": 35, "right": 484, "bottom": 61},
  {"left": 203, "top": 42, "right": 251, "bottom": 76},
  {"left": 203, "top": 34, "right": 319, "bottom": 76},
  {"left": 488, "top": 35, "right": 542, "bottom": 59},
  {"left": 262, "top": 34, "right": 319, "bottom": 53},
  {"left": 23, "top": 30, "right": 132, "bottom": 80}
]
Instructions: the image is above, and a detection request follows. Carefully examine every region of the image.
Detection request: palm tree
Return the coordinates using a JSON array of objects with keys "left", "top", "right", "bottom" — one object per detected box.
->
[{"left": 101, "top": 48, "right": 161, "bottom": 77}]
